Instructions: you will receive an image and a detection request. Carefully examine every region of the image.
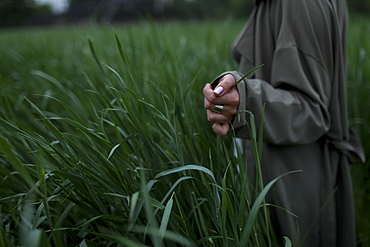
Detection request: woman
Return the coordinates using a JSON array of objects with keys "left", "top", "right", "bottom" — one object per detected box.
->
[{"left": 203, "top": 0, "right": 365, "bottom": 246}]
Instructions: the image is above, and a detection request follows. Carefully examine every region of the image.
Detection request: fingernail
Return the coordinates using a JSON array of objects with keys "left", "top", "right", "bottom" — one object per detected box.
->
[{"left": 214, "top": 86, "right": 224, "bottom": 95}]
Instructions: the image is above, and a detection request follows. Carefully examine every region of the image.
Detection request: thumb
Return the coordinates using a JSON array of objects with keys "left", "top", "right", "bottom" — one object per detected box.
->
[{"left": 213, "top": 74, "right": 236, "bottom": 96}]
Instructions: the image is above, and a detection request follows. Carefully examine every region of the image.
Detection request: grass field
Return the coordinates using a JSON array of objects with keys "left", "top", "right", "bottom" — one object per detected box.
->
[{"left": 0, "top": 15, "right": 369, "bottom": 246}]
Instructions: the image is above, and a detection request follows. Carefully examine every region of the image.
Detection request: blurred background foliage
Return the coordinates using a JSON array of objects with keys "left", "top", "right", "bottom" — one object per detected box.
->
[{"left": 1, "top": 0, "right": 369, "bottom": 28}]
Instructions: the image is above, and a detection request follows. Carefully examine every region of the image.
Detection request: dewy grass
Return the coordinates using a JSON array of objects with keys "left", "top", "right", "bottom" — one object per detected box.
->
[{"left": 0, "top": 18, "right": 369, "bottom": 246}]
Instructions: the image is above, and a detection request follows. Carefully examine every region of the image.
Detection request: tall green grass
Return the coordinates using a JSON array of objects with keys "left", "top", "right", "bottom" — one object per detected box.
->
[
  {"left": 0, "top": 21, "right": 286, "bottom": 246},
  {"left": 347, "top": 15, "right": 370, "bottom": 246},
  {"left": 0, "top": 16, "right": 369, "bottom": 246}
]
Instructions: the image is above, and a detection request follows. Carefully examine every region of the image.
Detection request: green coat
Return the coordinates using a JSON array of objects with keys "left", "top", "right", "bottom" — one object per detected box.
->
[{"left": 216, "top": 0, "right": 365, "bottom": 246}]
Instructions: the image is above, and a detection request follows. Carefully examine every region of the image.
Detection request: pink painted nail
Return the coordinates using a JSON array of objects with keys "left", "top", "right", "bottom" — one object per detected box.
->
[{"left": 214, "top": 86, "right": 224, "bottom": 95}]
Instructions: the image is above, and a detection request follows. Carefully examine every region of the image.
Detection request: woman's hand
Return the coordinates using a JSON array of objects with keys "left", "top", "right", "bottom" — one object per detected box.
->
[{"left": 203, "top": 74, "right": 240, "bottom": 136}]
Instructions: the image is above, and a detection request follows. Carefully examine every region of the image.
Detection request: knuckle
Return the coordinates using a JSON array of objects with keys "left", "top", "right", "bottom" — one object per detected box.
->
[
  {"left": 202, "top": 86, "right": 208, "bottom": 95},
  {"left": 208, "top": 94, "right": 217, "bottom": 102},
  {"left": 230, "top": 98, "right": 239, "bottom": 105},
  {"left": 229, "top": 108, "right": 238, "bottom": 116},
  {"left": 204, "top": 101, "right": 212, "bottom": 109}
]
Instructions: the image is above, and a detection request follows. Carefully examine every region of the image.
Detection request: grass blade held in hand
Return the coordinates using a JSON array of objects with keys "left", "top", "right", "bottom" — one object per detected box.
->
[{"left": 231, "top": 64, "right": 264, "bottom": 88}]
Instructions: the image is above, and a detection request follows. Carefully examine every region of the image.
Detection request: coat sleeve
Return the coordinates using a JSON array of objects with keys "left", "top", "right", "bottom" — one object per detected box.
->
[
  {"left": 216, "top": 0, "right": 339, "bottom": 145},
  {"left": 229, "top": 50, "right": 331, "bottom": 145}
]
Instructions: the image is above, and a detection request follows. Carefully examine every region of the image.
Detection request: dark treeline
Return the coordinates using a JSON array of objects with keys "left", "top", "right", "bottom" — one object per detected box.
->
[{"left": 0, "top": 0, "right": 369, "bottom": 28}]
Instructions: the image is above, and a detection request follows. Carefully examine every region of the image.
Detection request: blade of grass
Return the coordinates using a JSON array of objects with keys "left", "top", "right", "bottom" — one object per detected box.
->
[
  {"left": 231, "top": 64, "right": 264, "bottom": 88},
  {"left": 239, "top": 170, "right": 301, "bottom": 246},
  {"left": 158, "top": 193, "right": 174, "bottom": 241}
]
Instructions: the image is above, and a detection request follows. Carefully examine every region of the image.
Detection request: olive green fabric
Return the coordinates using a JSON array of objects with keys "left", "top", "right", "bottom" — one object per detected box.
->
[{"left": 213, "top": 0, "right": 365, "bottom": 246}]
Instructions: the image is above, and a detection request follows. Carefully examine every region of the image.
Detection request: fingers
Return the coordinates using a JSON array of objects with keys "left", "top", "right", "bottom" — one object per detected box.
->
[
  {"left": 203, "top": 74, "right": 239, "bottom": 136},
  {"left": 203, "top": 74, "right": 237, "bottom": 102},
  {"left": 212, "top": 123, "right": 230, "bottom": 136},
  {"left": 203, "top": 83, "right": 214, "bottom": 100},
  {"left": 204, "top": 86, "right": 239, "bottom": 123},
  {"left": 206, "top": 106, "right": 236, "bottom": 123},
  {"left": 206, "top": 110, "right": 229, "bottom": 124}
]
